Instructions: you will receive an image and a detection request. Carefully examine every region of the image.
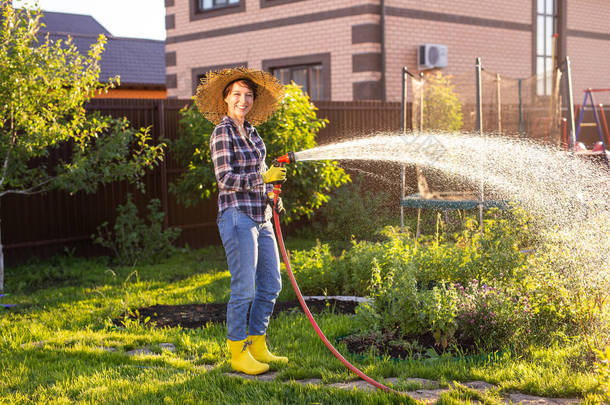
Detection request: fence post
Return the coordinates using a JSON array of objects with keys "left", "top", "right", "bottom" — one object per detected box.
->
[
  {"left": 564, "top": 57, "right": 576, "bottom": 150},
  {"left": 496, "top": 73, "right": 502, "bottom": 134},
  {"left": 475, "top": 57, "right": 485, "bottom": 230},
  {"left": 157, "top": 100, "right": 169, "bottom": 229},
  {"left": 400, "top": 67, "right": 408, "bottom": 231}
]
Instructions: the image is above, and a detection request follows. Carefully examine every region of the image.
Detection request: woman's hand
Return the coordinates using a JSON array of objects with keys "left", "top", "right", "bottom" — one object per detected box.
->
[{"left": 261, "top": 166, "right": 287, "bottom": 183}]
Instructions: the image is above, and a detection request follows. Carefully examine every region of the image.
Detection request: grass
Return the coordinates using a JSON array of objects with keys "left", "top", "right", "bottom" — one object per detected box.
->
[{"left": 0, "top": 239, "right": 602, "bottom": 404}]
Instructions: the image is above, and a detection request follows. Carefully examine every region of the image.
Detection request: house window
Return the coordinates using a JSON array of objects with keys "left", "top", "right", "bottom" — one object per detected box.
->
[
  {"left": 199, "top": 0, "right": 240, "bottom": 11},
  {"left": 272, "top": 64, "right": 324, "bottom": 100},
  {"left": 536, "top": 0, "right": 557, "bottom": 95}
]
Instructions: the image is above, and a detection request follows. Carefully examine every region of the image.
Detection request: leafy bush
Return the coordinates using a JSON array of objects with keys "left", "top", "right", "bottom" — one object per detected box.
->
[
  {"left": 92, "top": 194, "right": 181, "bottom": 266},
  {"left": 279, "top": 240, "right": 336, "bottom": 300},
  {"left": 169, "top": 84, "right": 350, "bottom": 223},
  {"left": 455, "top": 280, "right": 533, "bottom": 350},
  {"left": 412, "top": 208, "right": 530, "bottom": 287},
  {"left": 314, "top": 177, "right": 396, "bottom": 241},
  {"left": 422, "top": 71, "right": 463, "bottom": 131},
  {"left": 594, "top": 346, "right": 610, "bottom": 402},
  {"left": 284, "top": 208, "right": 577, "bottom": 351}
]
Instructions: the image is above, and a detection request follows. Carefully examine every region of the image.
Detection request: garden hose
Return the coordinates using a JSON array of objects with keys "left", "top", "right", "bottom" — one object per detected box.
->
[{"left": 270, "top": 153, "right": 402, "bottom": 396}]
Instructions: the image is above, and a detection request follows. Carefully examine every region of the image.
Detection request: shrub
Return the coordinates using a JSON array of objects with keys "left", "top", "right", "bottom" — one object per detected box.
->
[
  {"left": 422, "top": 283, "right": 459, "bottom": 348},
  {"left": 278, "top": 240, "right": 337, "bottom": 300},
  {"left": 421, "top": 71, "right": 463, "bottom": 131},
  {"left": 357, "top": 259, "right": 425, "bottom": 337},
  {"left": 169, "top": 84, "right": 350, "bottom": 223},
  {"left": 455, "top": 280, "right": 533, "bottom": 350},
  {"left": 92, "top": 194, "right": 181, "bottom": 266},
  {"left": 315, "top": 177, "right": 396, "bottom": 241},
  {"left": 594, "top": 346, "right": 610, "bottom": 402}
]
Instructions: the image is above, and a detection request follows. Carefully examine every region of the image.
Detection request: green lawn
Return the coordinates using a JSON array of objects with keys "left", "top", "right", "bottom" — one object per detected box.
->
[{"left": 0, "top": 241, "right": 602, "bottom": 404}]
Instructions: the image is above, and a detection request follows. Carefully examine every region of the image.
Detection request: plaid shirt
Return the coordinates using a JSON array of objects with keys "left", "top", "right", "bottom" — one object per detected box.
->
[{"left": 210, "top": 116, "right": 273, "bottom": 223}]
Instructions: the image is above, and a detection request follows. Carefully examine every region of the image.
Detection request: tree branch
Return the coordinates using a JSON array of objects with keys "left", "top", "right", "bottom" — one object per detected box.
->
[{"left": 0, "top": 177, "right": 55, "bottom": 198}]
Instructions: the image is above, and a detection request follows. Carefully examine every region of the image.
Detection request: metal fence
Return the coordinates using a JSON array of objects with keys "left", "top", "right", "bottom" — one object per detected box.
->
[{"left": 0, "top": 99, "right": 406, "bottom": 265}]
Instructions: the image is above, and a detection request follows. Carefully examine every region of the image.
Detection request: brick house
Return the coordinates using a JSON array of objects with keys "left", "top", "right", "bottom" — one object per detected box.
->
[
  {"left": 164, "top": 0, "right": 610, "bottom": 104},
  {"left": 41, "top": 11, "right": 167, "bottom": 99}
]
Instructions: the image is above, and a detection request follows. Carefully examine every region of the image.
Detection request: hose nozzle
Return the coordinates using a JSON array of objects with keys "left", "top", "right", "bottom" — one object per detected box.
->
[{"left": 273, "top": 151, "right": 296, "bottom": 166}]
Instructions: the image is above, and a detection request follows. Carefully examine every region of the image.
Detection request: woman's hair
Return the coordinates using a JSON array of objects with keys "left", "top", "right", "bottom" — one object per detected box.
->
[{"left": 222, "top": 78, "right": 258, "bottom": 100}]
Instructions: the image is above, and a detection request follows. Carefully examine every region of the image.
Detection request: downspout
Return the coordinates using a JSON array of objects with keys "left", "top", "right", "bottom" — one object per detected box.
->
[{"left": 380, "top": 0, "right": 386, "bottom": 101}]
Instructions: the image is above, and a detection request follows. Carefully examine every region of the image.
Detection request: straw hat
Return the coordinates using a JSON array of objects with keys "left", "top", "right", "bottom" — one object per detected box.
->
[{"left": 194, "top": 67, "right": 285, "bottom": 126}]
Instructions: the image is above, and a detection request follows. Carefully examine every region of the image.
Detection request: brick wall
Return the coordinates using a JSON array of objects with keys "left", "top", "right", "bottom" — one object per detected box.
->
[
  {"left": 165, "top": 0, "right": 610, "bottom": 104},
  {"left": 165, "top": 0, "right": 381, "bottom": 100},
  {"left": 566, "top": 0, "right": 610, "bottom": 104}
]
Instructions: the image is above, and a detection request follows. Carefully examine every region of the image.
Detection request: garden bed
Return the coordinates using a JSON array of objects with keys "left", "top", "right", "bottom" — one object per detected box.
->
[{"left": 117, "top": 297, "right": 360, "bottom": 329}]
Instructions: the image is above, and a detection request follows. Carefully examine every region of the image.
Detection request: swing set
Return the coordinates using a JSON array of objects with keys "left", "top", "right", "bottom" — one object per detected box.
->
[{"left": 570, "top": 88, "right": 610, "bottom": 162}]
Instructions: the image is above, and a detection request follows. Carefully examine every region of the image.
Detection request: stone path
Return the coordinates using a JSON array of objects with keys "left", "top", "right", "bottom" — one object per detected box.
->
[
  {"left": 222, "top": 370, "right": 581, "bottom": 404},
  {"left": 23, "top": 340, "right": 583, "bottom": 404}
]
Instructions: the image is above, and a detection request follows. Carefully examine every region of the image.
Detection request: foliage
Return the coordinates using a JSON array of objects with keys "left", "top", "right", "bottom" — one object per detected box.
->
[
  {"left": 422, "top": 283, "right": 459, "bottom": 349},
  {"left": 279, "top": 208, "right": 606, "bottom": 352},
  {"left": 455, "top": 280, "right": 533, "bottom": 351},
  {"left": 170, "top": 84, "right": 350, "bottom": 223},
  {"left": 412, "top": 208, "right": 531, "bottom": 287},
  {"left": 92, "top": 194, "right": 181, "bottom": 266},
  {"left": 0, "top": 4, "right": 165, "bottom": 197},
  {"left": 594, "top": 346, "right": 610, "bottom": 402},
  {"left": 0, "top": 4, "right": 165, "bottom": 289},
  {"left": 315, "top": 177, "right": 396, "bottom": 240},
  {"left": 422, "top": 71, "right": 463, "bottom": 131}
]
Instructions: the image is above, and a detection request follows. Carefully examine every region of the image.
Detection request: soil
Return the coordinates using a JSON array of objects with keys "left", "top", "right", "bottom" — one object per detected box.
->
[
  {"left": 117, "top": 298, "right": 360, "bottom": 329},
  {"left": 118, "top": 299, "right": 442, "bottom": 360},
  {"left": 339, "top": 329, "right": 439, "bottom": 360}
]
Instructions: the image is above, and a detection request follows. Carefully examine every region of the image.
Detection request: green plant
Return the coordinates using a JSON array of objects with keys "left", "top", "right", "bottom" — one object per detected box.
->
[
  {"left": 92, "top": 194, "right": 181, "bottom": 266},
  {"left": 594, "top": 346, "right": 610, "bottom": 402},
  {"left": 278, "top": 240, "right": 337, "bottom": 300},
  {"left": 0, "top": 4, "right": 165, "bottom": 290},
  {"left": 169, "top": 84, "right": 350, "bottom": 223},
  {"left": 422, "top": 283, "right": 459, "bottom": 348},
  {"left": 422, "top": 71, "right": 463, "bottom": 131},
  {"left": 455, "top": 280, "right": 533, "bottom": 351},
  {"left": 316, "top": 177, "right": 396, "bottom": 241}
]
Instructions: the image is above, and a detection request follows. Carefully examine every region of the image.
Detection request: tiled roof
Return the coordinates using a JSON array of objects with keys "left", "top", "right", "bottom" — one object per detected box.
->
[
  {"left": 40, "top": 11, "right": 111, "bottom": 36},
  {"left": 40, "top": 11, "right": 165, "bottom": 86}
]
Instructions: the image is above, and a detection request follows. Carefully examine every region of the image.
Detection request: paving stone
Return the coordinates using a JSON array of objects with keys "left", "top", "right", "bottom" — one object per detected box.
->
[
  {"left": 125, "top": 348, "right": 155, "bottom": 357},
  {"left": 403, "top": 377, "right": 440, "bottom": 388},
  {"left": 461, "top": 380, "right": 495, "bottom": 391},
  {"left": 292, "top": 378, "right": 323, "bottom": 386},
  {"left": 328, "top": 380, "right": 377, "bottom": 392},
  {"left": 505, "top": 393, "right": 581, "bottom": 404},
  {"left": 159, "top": 343, "right": 176, "bottom": 352},
  {"left": 225, "top": 371, "right": 278, "bottom": 381},
  {"left": 21, "top": 340, "right": 48, "bottom": 348},
  {"left": 406, "top": 388, "right": 450, "bottom": 403}
]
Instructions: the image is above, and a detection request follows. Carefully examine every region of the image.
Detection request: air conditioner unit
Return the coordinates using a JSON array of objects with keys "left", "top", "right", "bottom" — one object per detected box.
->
[{"left": 418, "top": 44, "right": 448, "bottom": 70}]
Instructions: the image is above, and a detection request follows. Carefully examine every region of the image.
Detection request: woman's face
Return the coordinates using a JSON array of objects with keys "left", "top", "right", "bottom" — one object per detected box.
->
[{"left": 224, "top": 81, "right": 254, "bottom": 123}]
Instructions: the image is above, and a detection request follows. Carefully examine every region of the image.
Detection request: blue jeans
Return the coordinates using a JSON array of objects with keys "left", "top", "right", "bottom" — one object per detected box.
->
[{"left": 217, "top": 207, "right": 282, "bottom": 341}]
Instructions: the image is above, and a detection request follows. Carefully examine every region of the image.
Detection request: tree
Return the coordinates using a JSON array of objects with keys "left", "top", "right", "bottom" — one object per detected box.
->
[
  {"left": 422, "top": 71, "right": 463, "bottom": 131},
  {"left": 170, "top": 83, "right": 350, "bottom": 223},
  {"left": 0, "top": 3, "right": 166, "bottom": 290}
]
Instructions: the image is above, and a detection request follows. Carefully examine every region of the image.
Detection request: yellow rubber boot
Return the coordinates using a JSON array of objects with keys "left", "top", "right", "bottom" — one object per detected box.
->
[
  {"left": 247, "top": 334, "right": 288, "bottom": 364},
  {"left": 227, "top": 339, "right": 269, "bottom": 375}
]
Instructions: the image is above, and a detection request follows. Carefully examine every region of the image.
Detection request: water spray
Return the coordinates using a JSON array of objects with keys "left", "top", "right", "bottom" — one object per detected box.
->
[{"left": 269, "top": 152, "right": 401, "bottom": 396}]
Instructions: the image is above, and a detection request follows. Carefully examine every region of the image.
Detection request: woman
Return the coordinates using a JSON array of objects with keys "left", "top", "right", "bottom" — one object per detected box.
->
[{"left": 195, "top": 68, "right": 288, "bottom": 375}]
